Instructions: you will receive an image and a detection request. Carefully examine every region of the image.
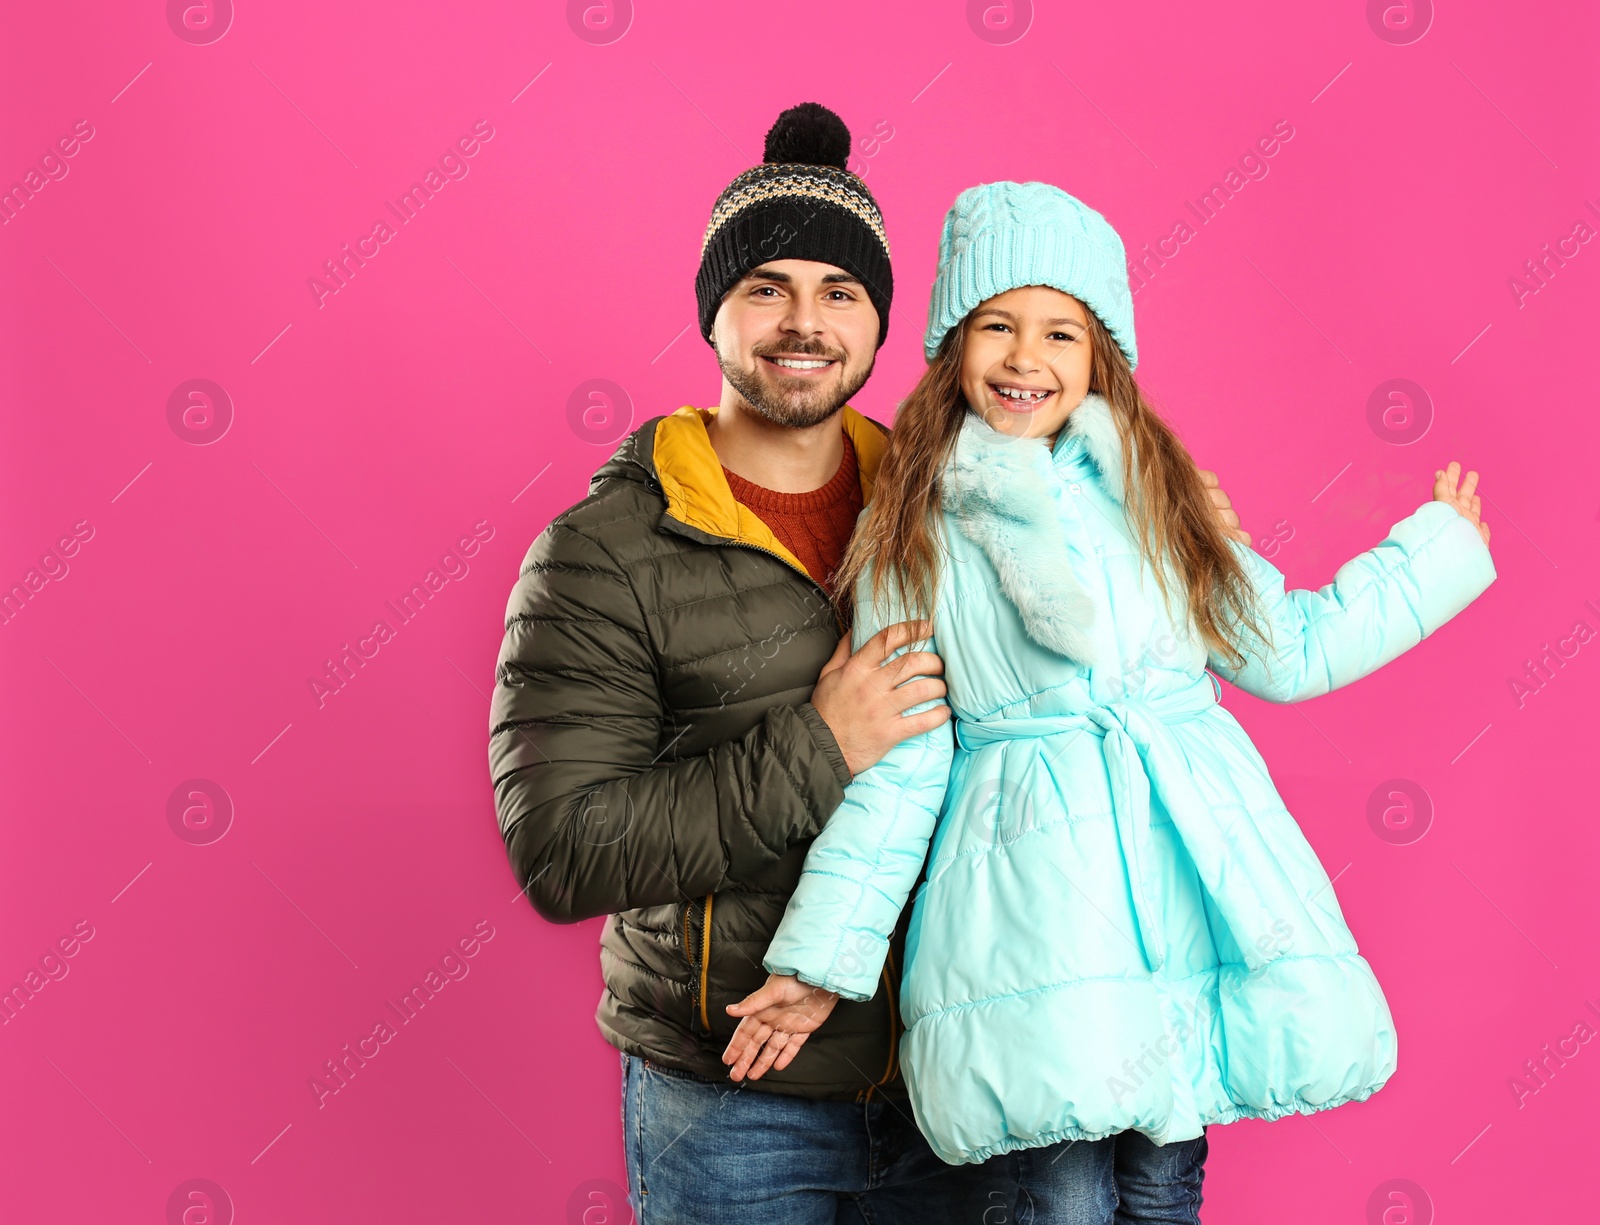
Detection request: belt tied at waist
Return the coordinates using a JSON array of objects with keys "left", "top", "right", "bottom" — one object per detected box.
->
[{"left": 951, "top": 672, "right": 1289, "bottom": 975}]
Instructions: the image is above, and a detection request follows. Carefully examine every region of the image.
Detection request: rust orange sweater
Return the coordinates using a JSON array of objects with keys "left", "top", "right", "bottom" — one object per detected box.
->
[{"left": 722, "top": 430, "right": 861, "bottom": 599}]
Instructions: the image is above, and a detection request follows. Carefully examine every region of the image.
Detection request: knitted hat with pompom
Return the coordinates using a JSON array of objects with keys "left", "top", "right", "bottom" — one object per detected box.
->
[{"left": 696, "top": 103, "right": 894, "bottom": 349}]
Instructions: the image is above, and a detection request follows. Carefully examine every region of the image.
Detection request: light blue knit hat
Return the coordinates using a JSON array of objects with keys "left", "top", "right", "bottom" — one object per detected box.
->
[{"left": 924, "top": 181, "right": 1137, "bottom": 369}]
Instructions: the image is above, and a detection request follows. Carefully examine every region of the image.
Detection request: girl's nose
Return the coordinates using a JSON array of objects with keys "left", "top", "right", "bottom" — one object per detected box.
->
[{"left": 1006, "top": 343, "right": 1044, "bottom": 376}]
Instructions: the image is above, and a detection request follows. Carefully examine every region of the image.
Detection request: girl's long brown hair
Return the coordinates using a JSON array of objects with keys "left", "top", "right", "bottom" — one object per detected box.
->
[{"left": 834, "top": 306, "right": 1271, "bottom": 671}]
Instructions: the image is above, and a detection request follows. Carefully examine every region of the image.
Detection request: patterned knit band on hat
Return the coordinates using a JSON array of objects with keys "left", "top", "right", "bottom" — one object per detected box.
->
[
  {"left": 696, "top": 102, "right": 894, "bottom": 349},
  {"left": 923, "top": 180, "right": 1138, "bottom": 370}
]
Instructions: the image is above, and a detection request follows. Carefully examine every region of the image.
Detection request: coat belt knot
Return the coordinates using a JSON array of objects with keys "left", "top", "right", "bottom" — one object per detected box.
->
[{"left": 952, "top": 673, "right": 1289, "bottom": 977}]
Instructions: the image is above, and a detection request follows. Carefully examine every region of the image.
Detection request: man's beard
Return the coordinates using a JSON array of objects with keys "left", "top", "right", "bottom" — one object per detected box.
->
[{"left": 719, "top": 341, "right": 874, "bottom": 429}]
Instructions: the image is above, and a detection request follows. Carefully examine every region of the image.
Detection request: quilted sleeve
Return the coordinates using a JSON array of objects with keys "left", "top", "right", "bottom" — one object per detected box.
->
[
  {"left": 489, "top": 518, "right": 852, "bottom": 924},
  {"left": 1209, "top": 499, "right": 1497, "bottom": 703},
  {"left": 761, "top": 565, "right": 954, "bottom": 1002}
]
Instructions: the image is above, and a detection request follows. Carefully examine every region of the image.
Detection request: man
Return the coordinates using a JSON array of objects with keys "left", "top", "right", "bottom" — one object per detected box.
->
[{"left": 488, "top": 102, "right": 1250, "bottom": 1224}]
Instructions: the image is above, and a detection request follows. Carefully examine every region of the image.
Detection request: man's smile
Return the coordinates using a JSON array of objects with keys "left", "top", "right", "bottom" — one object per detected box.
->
[{"left": 761, "top": 354, "right": 838, "bottom": 377}]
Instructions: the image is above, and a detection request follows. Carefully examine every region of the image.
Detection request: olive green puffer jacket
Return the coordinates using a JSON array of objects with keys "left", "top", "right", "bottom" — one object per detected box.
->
[{"left": 489, "top": 402, "right": 912, "bottom": 1103}]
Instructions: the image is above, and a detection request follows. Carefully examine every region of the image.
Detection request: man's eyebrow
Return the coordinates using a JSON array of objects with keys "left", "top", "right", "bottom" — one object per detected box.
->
[
  {"left": 973, "top": 307, "right": 1086, "bottom": 327},
  {"left": 746, "top": 268, "right": 863, "bottom": 286}
]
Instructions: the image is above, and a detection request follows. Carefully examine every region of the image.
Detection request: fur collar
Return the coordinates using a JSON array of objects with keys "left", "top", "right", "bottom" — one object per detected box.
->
[{"left": 938, "top": 393, "right": 1129, "bottom": 664}]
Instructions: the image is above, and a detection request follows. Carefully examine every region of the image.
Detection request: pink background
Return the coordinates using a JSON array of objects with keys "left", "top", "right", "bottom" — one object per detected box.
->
[{"left": 2, "top": 2, "right": 1596, "bottom": 1221}]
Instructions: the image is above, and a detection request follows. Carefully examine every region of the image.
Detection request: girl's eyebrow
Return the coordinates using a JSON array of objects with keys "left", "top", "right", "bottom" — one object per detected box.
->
[{"left": 975, "top": 308, "right": 1085, "bottom": 327}]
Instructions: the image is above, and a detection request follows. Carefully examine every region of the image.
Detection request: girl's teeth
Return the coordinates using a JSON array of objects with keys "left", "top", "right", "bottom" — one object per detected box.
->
[{"left": 997, "top": 387, "right": 1049, "bottom": 402}]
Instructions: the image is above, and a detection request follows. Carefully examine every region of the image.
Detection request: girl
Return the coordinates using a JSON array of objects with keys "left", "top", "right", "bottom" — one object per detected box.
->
[{"left": 720, "top": 181, "right": 1497, "bottom": 1223}]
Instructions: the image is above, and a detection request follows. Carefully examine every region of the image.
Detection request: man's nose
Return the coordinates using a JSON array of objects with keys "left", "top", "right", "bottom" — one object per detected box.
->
[{"left": 779, "top": 296, "right": 825, "bottom": 338}]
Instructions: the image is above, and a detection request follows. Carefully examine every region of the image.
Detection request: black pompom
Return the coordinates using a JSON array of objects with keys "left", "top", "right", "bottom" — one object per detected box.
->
[{"left": 763, "top": 102, "right": 852, "bottom": 169}]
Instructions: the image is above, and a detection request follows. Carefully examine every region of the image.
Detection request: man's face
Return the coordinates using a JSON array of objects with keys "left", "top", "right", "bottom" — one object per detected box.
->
[{"left": 711, "top": 259, "right": 880, "bottom": 428}]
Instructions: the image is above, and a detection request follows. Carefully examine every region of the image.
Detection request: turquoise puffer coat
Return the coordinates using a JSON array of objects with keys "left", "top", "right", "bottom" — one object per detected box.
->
[{"left": 762, "top": 394, "right": 1497, "bottom": 1165}]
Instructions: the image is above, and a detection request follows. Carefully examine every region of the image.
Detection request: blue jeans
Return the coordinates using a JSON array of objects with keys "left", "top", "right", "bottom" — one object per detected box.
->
[
  {"left": 620, "top": 1052, "right": 1021, "bottom": 1224},
  {"left": 1014, "top": 1130, "right": 1208, "bottom": 1224}
]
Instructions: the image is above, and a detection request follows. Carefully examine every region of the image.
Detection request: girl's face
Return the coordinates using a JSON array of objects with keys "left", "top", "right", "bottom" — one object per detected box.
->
[{"left": 958, "top": 285, "right": 1093, "bottom": 444}]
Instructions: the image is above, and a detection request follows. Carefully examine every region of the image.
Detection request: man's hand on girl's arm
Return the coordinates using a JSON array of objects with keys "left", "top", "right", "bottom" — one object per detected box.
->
[
  {"left": 721, "top": 973, "right": 840, "bottom": 1082},
  {"left": 811, "top": 619, "right": 948, "bottom": 778}
]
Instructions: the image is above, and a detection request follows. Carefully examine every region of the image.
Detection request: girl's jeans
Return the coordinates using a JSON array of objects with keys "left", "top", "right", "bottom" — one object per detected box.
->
[
  {"left": 620, "top": 1051, "right": 1021, "bottom": 1224},
  {"left": 1014, "top": 1129, "right": 1208, "bottom": 1225}
]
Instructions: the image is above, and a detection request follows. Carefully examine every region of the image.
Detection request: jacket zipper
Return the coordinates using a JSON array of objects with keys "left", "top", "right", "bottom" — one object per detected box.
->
[
  {"left": 684, "top": 894, "right": 716, "bottom": 1032},
  {"left": 683, "top": 901, "right": 696, "bottom": 1027},
  {"left": 698, "top": 893, "right": 714, "bottom": 1031}
]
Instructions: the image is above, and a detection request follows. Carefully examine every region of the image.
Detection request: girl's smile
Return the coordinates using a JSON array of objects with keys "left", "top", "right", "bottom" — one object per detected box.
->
[{"left": 988, "top": 381, "right": 1057, "bottom": 413}]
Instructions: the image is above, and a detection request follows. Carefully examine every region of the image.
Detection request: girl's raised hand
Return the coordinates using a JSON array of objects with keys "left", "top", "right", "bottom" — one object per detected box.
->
[
  {"left": 1433, "top": 461, "right": 1491, "bottom": 547},
  {"left": 722, "top": 972, "right": 839, "bottom": 1082}
]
